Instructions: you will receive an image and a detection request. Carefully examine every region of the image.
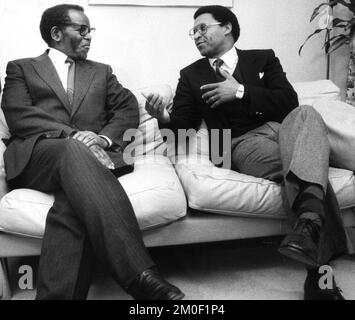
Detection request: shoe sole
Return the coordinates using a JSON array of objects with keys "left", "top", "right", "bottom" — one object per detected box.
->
[
  {"left": 278, "top": 245, "right": 319, "bottom": 268},
  {"left": 169, "top": 292, "right": 185, "bottom": 300}
]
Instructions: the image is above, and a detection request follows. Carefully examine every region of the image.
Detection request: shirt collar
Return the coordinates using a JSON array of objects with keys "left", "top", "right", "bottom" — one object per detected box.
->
[
  {"left": 48, "top": 48, "right": 69, "bottom": 65},
  {"left": 209, "top": 46, "right": 238, "bottom": 70}
]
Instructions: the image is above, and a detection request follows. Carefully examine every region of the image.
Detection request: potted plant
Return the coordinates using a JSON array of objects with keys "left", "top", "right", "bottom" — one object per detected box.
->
[
  {"left": 299, "top": 0, "right": 355, "bottom": 104},
  {"left": 300, "top": 1, "right": 355, "bottom": 55}
]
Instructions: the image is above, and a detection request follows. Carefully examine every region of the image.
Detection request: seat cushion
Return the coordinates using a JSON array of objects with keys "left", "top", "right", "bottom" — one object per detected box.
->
[
  {"left": 0, "top": 156, "right": 186, "bottom": 238},
  {"left": 175, "top": 158, "right": 355, "bottom": 218}
]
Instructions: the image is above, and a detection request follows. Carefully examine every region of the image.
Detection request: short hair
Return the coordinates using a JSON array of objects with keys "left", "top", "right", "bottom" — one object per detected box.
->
[
  {"left": 194, "top": 5, "right": 240, "bottom": 42},
  {"left": 40, "top": 4, "right": 84, "bottom": 46}
]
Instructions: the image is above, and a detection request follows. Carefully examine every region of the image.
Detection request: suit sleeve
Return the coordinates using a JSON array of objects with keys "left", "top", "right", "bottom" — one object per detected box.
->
[
  {"left": 245, "top": 50, "right": 299, "bottom": 123},
  {"left": 98, "top": 65, "right": 139, "bottom": 150},
  {"left": 1, "top": 61, "right": 75, "bottom": 139},
  {"left": 166, "top": 70, "right": 202, "bottom": 131}
]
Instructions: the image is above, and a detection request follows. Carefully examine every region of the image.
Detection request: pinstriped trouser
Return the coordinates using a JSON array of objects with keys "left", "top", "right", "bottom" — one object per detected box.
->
[{"left": 9, "top": 138, "right": 155, "bottom": 299}]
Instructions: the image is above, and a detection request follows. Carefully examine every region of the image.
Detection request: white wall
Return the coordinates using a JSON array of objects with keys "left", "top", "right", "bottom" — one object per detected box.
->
[{"left": 0, "top": 0, "right": 342, "bottom": 92}]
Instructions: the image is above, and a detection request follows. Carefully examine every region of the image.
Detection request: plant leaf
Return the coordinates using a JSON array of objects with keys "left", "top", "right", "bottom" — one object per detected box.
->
[
  {"left": 310, "top": 3, "right": 331, "bottom": 22},
  {"left": 335, "top": 0, "right": 352, "bottom": 9},
  {"left": 327, "top": 35, "right": 349, "bottom": 53},
  {"left": 332, "top": 17, "right": 351, "bottom": 27},
  {"left": 299, "top": 28, "right": 327, "bottom": 55},
  {"left": 326, "top": 34, "right": 348, "bottom": 44}
]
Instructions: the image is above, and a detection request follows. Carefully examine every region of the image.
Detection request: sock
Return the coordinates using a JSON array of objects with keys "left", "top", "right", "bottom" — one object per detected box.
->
[
  {"left": 293, "top": 184, "right": 325, "bottom": 227},
  {"left": 306, "top": 266, "right": 320, "bottom": 275}
]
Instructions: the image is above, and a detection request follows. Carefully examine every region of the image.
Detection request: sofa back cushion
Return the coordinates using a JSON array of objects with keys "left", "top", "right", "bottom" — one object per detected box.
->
[
  {"left": 312, "top": 99, "right": 355, "bottom": 171},
  {"left": 127, "top": 85, "right": 173, "bottom": 160}
]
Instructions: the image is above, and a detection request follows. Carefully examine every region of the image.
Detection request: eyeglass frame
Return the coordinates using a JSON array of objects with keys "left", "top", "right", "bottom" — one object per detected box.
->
[
  {"left": 189, "top": 22, "right": 222, "bottom": 39},
  {"left": 58, "top": 22, "right": 96, "bottom": 37}
]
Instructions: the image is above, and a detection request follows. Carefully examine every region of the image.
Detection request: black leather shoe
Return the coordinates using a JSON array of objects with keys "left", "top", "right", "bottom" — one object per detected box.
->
[
  {"left": 278, "top": 217, "right": 321, "bottom": 267},
  {"left": 304, "top": 271, "right": 345, "bottom": 300},
  {"left": 127, "top": 268, "right": 185, "bottom": 300}
]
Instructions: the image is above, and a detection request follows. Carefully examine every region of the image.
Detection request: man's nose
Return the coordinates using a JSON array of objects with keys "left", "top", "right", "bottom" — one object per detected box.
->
[
  {"left": 194, "top": 31, "right": 202, "bottom": 41},
  {"left": 84, "top": 33, "right": 92, "bottom": 40}
]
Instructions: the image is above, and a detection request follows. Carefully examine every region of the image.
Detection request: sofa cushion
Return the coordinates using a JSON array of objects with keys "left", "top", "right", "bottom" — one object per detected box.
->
[
  {"left": 292, "top": 79, "right": 341, "bottom": 105},
  {"left": 0, "top": 156, "right": 186, "bottom": 239},
  {"left": 126, "top": 85, "right": 173, "bottom": 160},
  {"left": 311, "top": 99, "right": 355, "bottom": 172},
  {"left": 175, "top": 158, "right": 283, "bottom": 218},
  {"left": 175, "top": 159, "right": 355, "bottom": 218}
]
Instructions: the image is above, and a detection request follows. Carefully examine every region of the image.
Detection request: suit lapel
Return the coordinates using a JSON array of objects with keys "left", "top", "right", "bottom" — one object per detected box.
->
[
  {"left": 197, "top": 58, "right": 218, "bottom": 87},
  {"left": 71, "top": 60, "right": 96, "bottom": 117},
  {"left": 32, "top": 53, "right": 72, "bottom": 113},
  {"left": 236, "top": 49, "right": 259, "bottom": 85}
]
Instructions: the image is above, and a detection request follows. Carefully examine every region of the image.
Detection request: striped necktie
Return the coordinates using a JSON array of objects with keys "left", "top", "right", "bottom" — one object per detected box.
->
[
  {"left": 214, "top": 58, "right": 225, "bottom": 82},
  {"left": 65, "top": 57, "right": 75, "bottom": 106}
]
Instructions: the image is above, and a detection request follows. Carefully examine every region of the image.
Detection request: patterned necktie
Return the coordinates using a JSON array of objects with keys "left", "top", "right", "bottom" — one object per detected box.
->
[
  {"left": 65, "top": 57, "right": 75, "bottom": 106},
  {"left": 214, "top": 58, "right": 225, "bottom": 82}
]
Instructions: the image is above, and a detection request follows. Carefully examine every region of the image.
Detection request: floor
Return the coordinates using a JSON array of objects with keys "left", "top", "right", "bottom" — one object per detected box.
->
[{"left": 7, "top": 238, "right": 355, "bottom": 300}]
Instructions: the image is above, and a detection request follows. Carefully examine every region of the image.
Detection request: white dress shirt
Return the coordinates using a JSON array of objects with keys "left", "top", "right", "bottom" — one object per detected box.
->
[
  {"left": 48, "top": 48, "right": 71, "bottom": 91},
  {"left": 208, "top": 46, "right": 245, "bottom": 99},
  {"left": 209, "top": 45, "right": 238, "bottom": 75},
  {"left": 47, "top": 48, "right": 112, "bottom": 147}
]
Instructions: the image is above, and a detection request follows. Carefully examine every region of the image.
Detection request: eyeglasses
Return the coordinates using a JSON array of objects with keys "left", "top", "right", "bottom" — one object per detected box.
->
[
  {"left": 59, "top": 23, "right": 96, "bottom": 37},
  {"left": 189, "top": 22, "right": 222, "bottom": 39}
]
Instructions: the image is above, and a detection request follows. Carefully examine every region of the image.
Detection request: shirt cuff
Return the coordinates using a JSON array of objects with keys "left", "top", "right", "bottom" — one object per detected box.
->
[{"left": 98, "top": 135, "right": 112, "bottom": 148}]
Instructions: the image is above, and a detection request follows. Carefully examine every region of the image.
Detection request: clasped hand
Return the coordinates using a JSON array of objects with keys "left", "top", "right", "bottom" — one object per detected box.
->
[
  {"left": 72, "top": 131, "right": 114, "bottom": 170},
  {"left": 201, "top": 68, "right": 240, "bottom": 109}
]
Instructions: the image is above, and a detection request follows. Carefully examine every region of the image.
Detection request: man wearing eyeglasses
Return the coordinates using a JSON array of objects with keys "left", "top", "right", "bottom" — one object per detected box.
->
[
  {"left": 146, "top": 5, "right": 350, "bottom": 300},
  {"left": 1, "top": 4, "right": 184, "bottom": 300}
]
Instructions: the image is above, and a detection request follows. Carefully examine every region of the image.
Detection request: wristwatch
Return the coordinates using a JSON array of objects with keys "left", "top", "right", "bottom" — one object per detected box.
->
[{"left": 235, "top": 84, "right": 245, "bottom": 99}]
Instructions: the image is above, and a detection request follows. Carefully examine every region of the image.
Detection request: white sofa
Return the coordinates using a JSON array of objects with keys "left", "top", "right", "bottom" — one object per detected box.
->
[{"left": 1, "top": 80, "right": 355, "bottom": 300}]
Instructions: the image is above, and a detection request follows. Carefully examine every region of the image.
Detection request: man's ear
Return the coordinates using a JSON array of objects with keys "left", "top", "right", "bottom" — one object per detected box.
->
[
  {"left": 223, "top": 22, "right": 232, "bottom": 37},
  {"left": 50, "top": 26, "right": 62, "bottom": 43}
]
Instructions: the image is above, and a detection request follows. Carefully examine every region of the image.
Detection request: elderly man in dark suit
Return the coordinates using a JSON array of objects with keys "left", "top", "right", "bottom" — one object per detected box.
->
[
  {"left": 1, "top": 4, "right": 184, "bottom": 300},
  {"left": 146, "top": 5, "right": 349, "bottom": 300}
]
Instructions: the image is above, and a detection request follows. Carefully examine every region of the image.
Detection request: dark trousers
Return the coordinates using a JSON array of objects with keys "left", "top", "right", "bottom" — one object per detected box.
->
[
  {"left": 9, "top": 138, "right": 155, "bottom": 299},
  {"left": 231, "top": 106, "right": 348, "bottom": 265}
]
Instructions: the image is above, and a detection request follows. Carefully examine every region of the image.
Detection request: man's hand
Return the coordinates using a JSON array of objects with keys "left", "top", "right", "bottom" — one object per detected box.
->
[
  {"left": 144, "top": 93, "right": 171, "bottom": 124},
  {"left": 201, "top": 68, "right": 241, "bottom": 109},
  {"left": 89, "top": 144, "right": 115, "bottom": 170},
  {"left": 72, "top": 131, "right": 109, "bottom": 149}
]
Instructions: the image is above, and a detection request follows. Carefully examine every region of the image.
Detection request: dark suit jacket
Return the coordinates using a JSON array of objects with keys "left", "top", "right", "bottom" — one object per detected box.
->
[
  {"left": 167, "top": 49, "right": 299, "bottom": 160},
  {"left": 1, "top": 52, "right": 139, "bottom": 180}
]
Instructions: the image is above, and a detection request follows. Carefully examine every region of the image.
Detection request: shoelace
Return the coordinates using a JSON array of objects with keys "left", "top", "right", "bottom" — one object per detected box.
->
[{"left": 295, "top": 218, "right": 321, "bottom": 243}]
